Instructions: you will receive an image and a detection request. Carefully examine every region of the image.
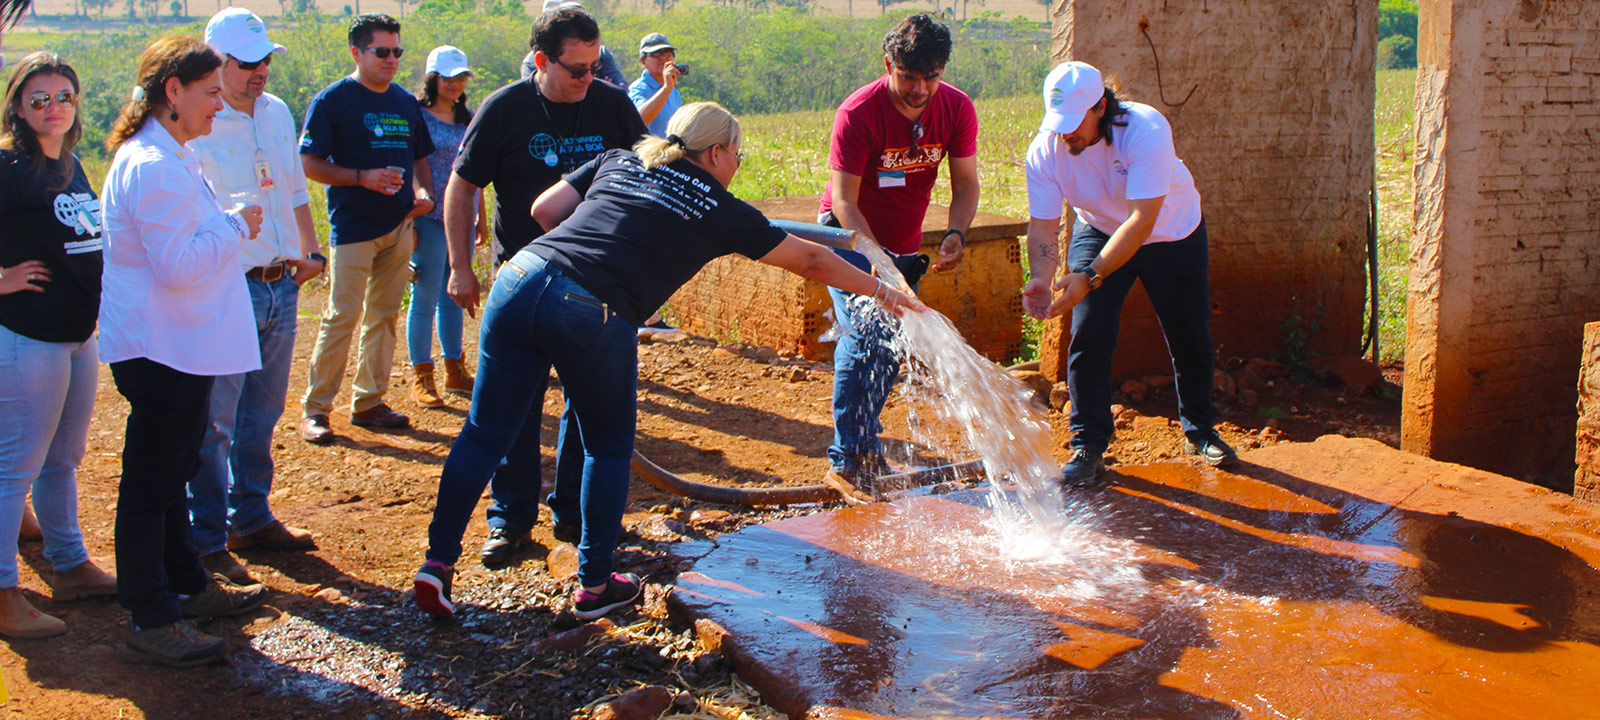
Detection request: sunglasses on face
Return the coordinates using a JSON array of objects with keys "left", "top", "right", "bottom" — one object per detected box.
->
[
  {"left": 359, "top": 45, "right": 405, "bottom": 60},
  {"left": 26, "top": 90, "right": 76, "bottom": 111},
  {"left": 548, "top": 55, "right": 605, "bottom": 79},
  {"left": 233, "top": 54, "right": 273, "bottom": 71}
]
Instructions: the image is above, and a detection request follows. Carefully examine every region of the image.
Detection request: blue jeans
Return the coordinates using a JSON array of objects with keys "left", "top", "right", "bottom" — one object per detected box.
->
[
  {"left": 1066, "top": 219, "right": 1218, "bottom": 453},
  {"left": 407, "top": 217, "right": 465, "bottom": 364},
  {"left": 190, "top": 274, "right": 299, "bottom": 555},
  {"left": 827, "top": 250, "right": 924, "bottom": 474},
  {"left": 427, "top": 251, "right": 637, "bottom": 587},
  {"left": 0, "top": 325, "right": 94, "bottom": 588}
]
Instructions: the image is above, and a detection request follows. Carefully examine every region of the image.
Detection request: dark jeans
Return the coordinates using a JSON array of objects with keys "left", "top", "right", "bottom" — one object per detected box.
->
[
  {"left": 110, "top": 358, "right": 215, "bottom": 629},
  {"left": 826, "top": 249, "right": 926, "bottom": 473},
  {"left": 1066, "top": 219, "right": 1218, "bottom": 454},
  {"left": 426, "top": 251, "right": 637, "bottom": 587}
]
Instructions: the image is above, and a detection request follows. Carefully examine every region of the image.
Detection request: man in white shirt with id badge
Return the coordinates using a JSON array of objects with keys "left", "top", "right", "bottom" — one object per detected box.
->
[
  {"left": 189, "top": 8, "right": 325, "bottom": 583},
  {"left": 1022, "top": 61, "right": 1236, "bottom": 489}
]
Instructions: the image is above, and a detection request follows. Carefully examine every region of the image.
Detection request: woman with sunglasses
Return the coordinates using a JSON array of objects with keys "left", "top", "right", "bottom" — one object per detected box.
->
[
  {"left": 100, "top": 36, "right": 269, "bottom": 667},
  {"left": 0, "top": 51, "right": 119, "bottom": 639},
  {"left": 406, "top": 45, "right": 486, "bottom": 409},
  {"left": 414, "top": 102, "right": 922, "bottom": 621}
]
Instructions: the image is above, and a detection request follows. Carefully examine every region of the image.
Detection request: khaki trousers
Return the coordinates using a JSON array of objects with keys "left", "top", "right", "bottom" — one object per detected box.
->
[{"left": 303, "top": 219, "right": 414, "bottom": 416}]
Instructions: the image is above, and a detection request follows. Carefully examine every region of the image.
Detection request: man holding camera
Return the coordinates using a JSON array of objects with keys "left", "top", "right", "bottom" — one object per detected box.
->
[{"left": 628, "top": 32, "right": 685, "bottom": 139}]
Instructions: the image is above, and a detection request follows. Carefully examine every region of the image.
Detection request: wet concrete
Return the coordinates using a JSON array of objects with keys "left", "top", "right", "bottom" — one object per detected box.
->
[{"left": 666, "top": 436, "right": 1600, "bottom": 719}]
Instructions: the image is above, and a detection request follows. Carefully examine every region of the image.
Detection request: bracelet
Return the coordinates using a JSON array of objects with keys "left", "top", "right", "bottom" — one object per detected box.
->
[
  {"left": 944, "top": 228, "right": 966, "bottom": 247},
  {"left": 871, "top": 278, "right": 886, "bottom": 300}
]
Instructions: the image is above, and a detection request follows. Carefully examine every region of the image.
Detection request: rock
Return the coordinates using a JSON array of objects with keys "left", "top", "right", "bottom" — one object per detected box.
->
[
  {"left": 673, "top": 691, "right": 697, "bottom": 709},
  {"left": 1048, "top": 383, "right": 1070, "bottom": 411},
  {"left": 753, "top": 346, "right": 779, "bottom": 362},
  {"left": 592, "top": 686, "right": 675, "bottom": 720},
  {"left": 1119, "top": 380, "right": 1149, "bottom": 396},
  {"left": 312, "top": 587, "right": 344, "bottom": 604},
  {"left": 1009, "top": 370, "right": 1054, "bottom": 398},
  {"left": 787, "top": 367, "right": 809, "bottom": 382},
  {"left": 1238, "top": 388, "right": 1260, "bottom": 407},
  {"left": 547, "top": 542, "right": 580, "bottom": 581},
  {"left": 533, "top": 618, "right": 615, "bottom": 653},
  {"left": 635, "top": 515, "right": 689, "bottom": 542},
  {"left": 712, "top": 346, "right": 739, "bottom": 358},
  {"left": 1327, "top": 354, "right": 1383, "bottom": 395},
  {"left": 1247, "top": 357, "right": 1290, "bottom": 380},
  {"left": 689, "top": 509, "right": 733, "bottom": 528},
  {"left": 1142, "top": 374, "right": 1175, "bottom": 391}
]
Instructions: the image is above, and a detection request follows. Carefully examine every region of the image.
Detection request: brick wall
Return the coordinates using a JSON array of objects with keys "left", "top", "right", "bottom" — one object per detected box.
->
[
  {"left": 1578, "top": 323, "right": 1600, "bottom": 503},
  {"left": 1403, "top": 0, "right": 1600, "bottom": 487},
  {"left": 1039, "top": 0, "right": 1376, "bottom": 382}
]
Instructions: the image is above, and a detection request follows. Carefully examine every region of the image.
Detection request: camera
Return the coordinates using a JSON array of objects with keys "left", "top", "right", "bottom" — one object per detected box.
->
[{"left": 675, "top": 63, "right": 690, "bottom": 76}]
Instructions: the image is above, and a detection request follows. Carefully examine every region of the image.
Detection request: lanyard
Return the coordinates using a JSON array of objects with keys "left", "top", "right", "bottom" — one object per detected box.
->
[{"left": 532, "top": 74, "right": 585, "bottom": 171}]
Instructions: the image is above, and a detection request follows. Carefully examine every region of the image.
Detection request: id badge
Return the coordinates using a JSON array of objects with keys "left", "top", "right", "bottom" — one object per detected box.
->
[
  {"left": 254, "top": 160, "right": 276, "bottom": 192},
  {"left": 877, "top": 169, "right": 906, "bottom": 188}
]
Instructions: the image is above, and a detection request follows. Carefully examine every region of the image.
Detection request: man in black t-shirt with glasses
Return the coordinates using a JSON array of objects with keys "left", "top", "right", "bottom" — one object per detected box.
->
[{"left": 443, "top": 5, "right": 646, "bottom": 567}]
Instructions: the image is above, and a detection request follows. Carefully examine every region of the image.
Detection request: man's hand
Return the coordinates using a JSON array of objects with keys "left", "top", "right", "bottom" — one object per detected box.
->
[
  {"left": 289, "top": 256, "right": 324, "bottom": 286},
  {"left": 407, "top": 194, "right": 435, "bottom": 220},
  {"left": 1047, "top": 272, "right": 1092, "bottom": 318},
  {"left": 1021, "top": 277, "right": 1054, "bottom": 319},
  {"left": 932, "top": 231, "right": 965, "bottom": 272},
  {"left": 448, "top": 267, "right": 481, "bottom": 318},
  {"left": 358, "top": 167, "right": 405, "bottom": 195},
  {"left": 663, "top": 61, "right": 682, "bottom": 88}
]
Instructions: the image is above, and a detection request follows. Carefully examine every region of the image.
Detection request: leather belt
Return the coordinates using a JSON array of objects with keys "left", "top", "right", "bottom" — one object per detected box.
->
[{"left": 245, "top": 262, "right": 290, "bottom": 282}]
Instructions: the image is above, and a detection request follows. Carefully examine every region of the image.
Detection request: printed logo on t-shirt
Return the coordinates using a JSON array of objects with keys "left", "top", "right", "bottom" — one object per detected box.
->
[
  {"left": 362, "top": 113, "right": 415, "bottom": 149},
  {"left": 1112, "top": 159, "right": 1128, "bottom": 176},
  {"left": 52, "top": 191, "right": 102, "bottom": 253},
  {"left": 528, "top": 133, "right": 607, "bottom": 171},
  {"left": 602, "top": 155, "right": 719, "bottom": 221},
  {"left": 878, "top": 144, "right": 945, "bottom": 174}
]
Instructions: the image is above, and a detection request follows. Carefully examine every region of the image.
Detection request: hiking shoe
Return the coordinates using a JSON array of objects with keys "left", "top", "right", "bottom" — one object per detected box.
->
[
  {"left": 480, "top": 526, "right": 532, "bottom": 567},
  {"left": 227, "top": 520, "right": 316, "bottom": 552},
  {"left": 180, "top": 574, "right": 267, "bottom": 619},
  {"left": 299, "top": 414, "right": 334, "bottom": 445},
  {"left": 636, "top": 319, "right": 678, "bottom": 337},
  {"left": 350, "top": 403, "right": 410, "bottom": 429},
  {"left": 51, "top": 559, "right": 119, "bottom": 602},
  {"left": 199, "top": 551, "right": 254, "bottom": 585},
  {"left": 1059, "top": 448, "right": 1107, "bottom": 488},
  {"left": 574, "top": 572, "right": 644, "bottom": 621},
  {"left": 124, "top": 621, "right": 226, "bottom": 668},
  {"left": 413, "top": 560, "right": 455, "bottom": 618},
  {"left": 552, "top": 522, "right": 580, "bottom": 545},
  {"left": 1185, "top": 431, "right": 1239, "bottom": 467}
]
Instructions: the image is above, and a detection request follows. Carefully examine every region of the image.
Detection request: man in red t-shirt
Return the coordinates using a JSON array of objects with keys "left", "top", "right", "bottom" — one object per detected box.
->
[{"left": 817, "top": 12, "right": 980, "bottom": 502}]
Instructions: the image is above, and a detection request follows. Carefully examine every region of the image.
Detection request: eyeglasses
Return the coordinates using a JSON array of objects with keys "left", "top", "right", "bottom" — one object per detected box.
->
[
  {"left": 26, "top": 90, "right": 76, "bottom": 111},
  {"left": 359, "top": 45, "right": 405, "bottom": 60},
  {"left": 233, "top": 54, "right": 273, "bottom": 71},
  {"left": 547, "top": 55, "right": 605, "bottom": 79}
]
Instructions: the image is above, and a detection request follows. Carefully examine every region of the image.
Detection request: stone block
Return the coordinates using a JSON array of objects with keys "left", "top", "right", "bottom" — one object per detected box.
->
[{"left": 1577, "top": 322, "right": 1600, "bottom": 503}]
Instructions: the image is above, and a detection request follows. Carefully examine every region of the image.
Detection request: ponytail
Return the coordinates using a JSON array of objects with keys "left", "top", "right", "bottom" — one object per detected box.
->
[{"left": 633, "top": 101, "right": 741, "bottom": 170}]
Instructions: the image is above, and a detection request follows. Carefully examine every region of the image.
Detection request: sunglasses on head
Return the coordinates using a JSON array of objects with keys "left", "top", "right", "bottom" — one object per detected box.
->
[
  {"left": 359, "top": 45, "right": 405, "bottom": 60},
  {"left": 548, "top": 55, "right": 605, "bottom": 79},
  {"left": 233, "top": 54, "right": 274, "bottom": 71},
  {"left": 26, "top": 90, "right": 76, "bottom": 111}
]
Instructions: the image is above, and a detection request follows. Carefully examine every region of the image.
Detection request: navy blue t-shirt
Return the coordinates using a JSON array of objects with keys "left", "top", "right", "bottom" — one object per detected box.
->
[
  {"left": 529, "top": 150, "right": 787, "bottom": 326},
  {"left": 299, "top": 77, "right": 435, "bottom": 245}
]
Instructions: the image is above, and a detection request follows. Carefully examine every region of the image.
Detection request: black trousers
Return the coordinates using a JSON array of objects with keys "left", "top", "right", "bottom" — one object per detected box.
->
[{"left": 110, "top": 358, "right": 214, "bottom": 629}]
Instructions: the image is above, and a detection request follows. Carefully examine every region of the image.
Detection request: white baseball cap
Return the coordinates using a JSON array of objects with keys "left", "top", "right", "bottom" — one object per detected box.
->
[
  {"left": 205, "top": 8, "right": 285, "bottom": 64},
  {"left": 426, "top": 46, "right": 472, "bottom": 78},
  {"left": 1039, "top": 61, "right": 1104, "bottom": 134}
]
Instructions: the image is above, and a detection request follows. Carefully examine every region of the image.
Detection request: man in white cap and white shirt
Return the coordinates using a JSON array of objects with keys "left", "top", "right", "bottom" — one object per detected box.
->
[
  {"left": 188, "top": 7, "right": 325, "bottom": 582},
  {"left": 1022, "top": 60, "right": 1235, "bottom": 489},
  {"left": 519, "top": 0, "right": 624, "bottom": 86}
]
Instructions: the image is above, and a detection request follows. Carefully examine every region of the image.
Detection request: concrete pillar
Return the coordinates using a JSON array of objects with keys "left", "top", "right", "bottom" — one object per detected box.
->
[
  {"left": 1039, "top": 1, "right": 1376, "bottom": 382},
  {"left": 1403, "top": 0, "right": 1600, "bottom": 487}
]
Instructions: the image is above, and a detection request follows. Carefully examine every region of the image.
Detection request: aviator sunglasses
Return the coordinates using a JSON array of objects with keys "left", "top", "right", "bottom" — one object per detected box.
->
[
  {"left": 358, "top": 45, "right": 405, "bottom": 60},
  {"left": 26, "top": 89, "right": 76, "bottom": 111},
  {"left": 547, "top": 55, "right": 606, "bottom": 79},
  {"left": 232, "top": 54, "right": 274, "bottom": 71}
]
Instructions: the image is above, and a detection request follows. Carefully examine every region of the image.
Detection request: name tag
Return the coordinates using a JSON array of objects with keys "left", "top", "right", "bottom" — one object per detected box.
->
[
  {"left": 877, "top": 169, "right": 906, "bottom": 188},
  {"left": 255, "top": 160, "right": 276, "bottom": 191}
]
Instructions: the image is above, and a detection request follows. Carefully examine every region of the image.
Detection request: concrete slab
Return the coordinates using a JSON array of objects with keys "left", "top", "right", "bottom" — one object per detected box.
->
[{"left": 667, "top": 436, "right": 1600, "bottom": 719}]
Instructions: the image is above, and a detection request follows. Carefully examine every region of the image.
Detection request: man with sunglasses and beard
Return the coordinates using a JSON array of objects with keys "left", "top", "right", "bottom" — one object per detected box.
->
[
  {"left": 297, "top": 13, "right": 435, "bottom": 444},
  {"left": 818, "top": 13, "right": 980, "bottom": 503},
  {"left": 187, "top": 8, "right": 323, "bottom": 584},
  {"left": 441, "top": 5, "right": 646, "bottom": 568}
]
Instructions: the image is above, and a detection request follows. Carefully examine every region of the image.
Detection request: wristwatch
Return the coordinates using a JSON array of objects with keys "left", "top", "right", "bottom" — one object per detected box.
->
[
  {"left": 307, "top": 252, "right": 327, "bottom": 267},
  {"left": 1081, "top": 266, "right": 1103, "bottom": 291},
  {"left": 944, "top": 228, "right": 966, "bottom": 247}
]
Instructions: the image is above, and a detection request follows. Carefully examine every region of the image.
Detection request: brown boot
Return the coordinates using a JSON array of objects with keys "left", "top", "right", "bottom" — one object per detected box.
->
[
  {"left": 442, "top": 357, "right": 475, "bottom": 396},
  {"left": 410, "top": 362, "right": 444, "bottom": 409},
  {"left": 52, "top": 559, "right": 118, "bottom": 602},
  {"left": 19, "top": 502, "right": 41, "bottom": 542},
  {"left": 0, "top": 588, "right": 66, "bottom": 639}
]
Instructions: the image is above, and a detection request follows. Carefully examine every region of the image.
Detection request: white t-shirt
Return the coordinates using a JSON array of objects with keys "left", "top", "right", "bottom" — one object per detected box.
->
[{"left": 1025, "top": 101, "right": 1202, "bottom": 244}]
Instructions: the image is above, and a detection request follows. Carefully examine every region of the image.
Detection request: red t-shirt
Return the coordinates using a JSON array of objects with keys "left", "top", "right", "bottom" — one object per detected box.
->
[{"left": 819, "top": 76, "right": 979, "bottom": 255}]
